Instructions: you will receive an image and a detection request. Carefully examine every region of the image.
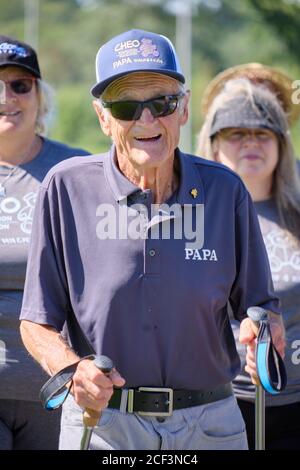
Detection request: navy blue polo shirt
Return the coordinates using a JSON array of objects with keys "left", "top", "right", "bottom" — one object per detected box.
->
[{"left": 20, "top": 146, "right": 280, "bottom": 390}]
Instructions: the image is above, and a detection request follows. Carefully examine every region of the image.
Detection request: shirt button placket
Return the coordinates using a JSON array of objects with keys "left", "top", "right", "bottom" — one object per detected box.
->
[{"left": 144, "top": 239, "right": 160, "bottom": 274}]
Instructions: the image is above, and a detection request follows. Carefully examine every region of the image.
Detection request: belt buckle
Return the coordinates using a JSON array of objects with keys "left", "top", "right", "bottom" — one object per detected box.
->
[{"left": 133, "top": 387, "right": 173, "bottom": 417}]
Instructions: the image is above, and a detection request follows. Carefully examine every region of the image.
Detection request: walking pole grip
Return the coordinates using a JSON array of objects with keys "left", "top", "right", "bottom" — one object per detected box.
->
[
  {"left": 247, "top": 306, "right": 267, "bottom": 328},
  {"left": 83, "top": 355, "right": 114, "bottom": 427}
]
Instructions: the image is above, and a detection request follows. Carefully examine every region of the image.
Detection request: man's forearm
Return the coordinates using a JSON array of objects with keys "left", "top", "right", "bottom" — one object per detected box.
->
[{"left": 20, "top": 320, "right": 80, "bottom": 376}]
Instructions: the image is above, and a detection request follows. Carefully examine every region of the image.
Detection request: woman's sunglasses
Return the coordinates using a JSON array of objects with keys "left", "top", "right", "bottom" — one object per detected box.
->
[
  {"left": 101, "top": 93, "right": 185, "bottom": 121},
  {"left": 0, "top": 77, "right": 37, "bottom": 95}
]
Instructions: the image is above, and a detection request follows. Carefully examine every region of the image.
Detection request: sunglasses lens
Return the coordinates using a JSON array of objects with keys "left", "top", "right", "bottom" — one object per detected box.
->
[
  {"left": 110, "top": 101, "right": 141, "bottom": 120},
  {"left": 150, "top": 97, "right": 178, "bottom": 117},
  {"left": 10, "top": 78, "right": 34, "bottom": 94},
  {"left": 103, "top": 94, "right": 182, "bottom": 121}
]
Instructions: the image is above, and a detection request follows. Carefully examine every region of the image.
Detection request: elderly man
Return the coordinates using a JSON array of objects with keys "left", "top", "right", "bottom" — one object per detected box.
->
[{"left": 19, "top": 29, "right": 284, "bottom": 450}]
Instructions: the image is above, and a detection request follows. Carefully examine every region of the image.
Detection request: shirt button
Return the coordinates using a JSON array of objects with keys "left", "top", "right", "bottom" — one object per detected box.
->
[{"left": 149, "top": 249, "right": 156, "bottom": 257}]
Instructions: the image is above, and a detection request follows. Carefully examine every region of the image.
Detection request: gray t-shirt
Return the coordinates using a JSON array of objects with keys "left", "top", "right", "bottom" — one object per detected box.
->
[
  {"left": 20, "top": 147, "right": 280, "bottom": 390},
  {"left": 0, "top": 138, "right": 89, "bottom": 401},
  {"left": 232, "top": 198, "right": 300, "bottom": 406}
]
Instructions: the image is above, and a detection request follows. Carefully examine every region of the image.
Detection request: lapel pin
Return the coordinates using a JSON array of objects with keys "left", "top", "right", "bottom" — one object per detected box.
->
[{"left": 190, "top": 188, "right": 198, "bottom": 199}]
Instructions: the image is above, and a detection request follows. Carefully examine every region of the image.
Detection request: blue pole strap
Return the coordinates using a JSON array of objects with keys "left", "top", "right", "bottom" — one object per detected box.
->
[
  {"left": 256, "top": 320, "right": 286, "bottom": 395},
  {"left": 40, "top": 355, "right": 95, "bottom": 410}
]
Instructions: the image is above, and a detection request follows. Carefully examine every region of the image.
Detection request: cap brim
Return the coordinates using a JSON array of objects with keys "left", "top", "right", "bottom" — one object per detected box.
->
[
  {"left": 202, "top": 63, "right": 300, "bottom": 125},
  {"left": 209, "top": 119, "right": 282, "bottom": 138},
  {"left": 0, "top": 61, "right": 41, "bottom": 78},
  {"left": 91, "top": 69, "right": 185, "bottom": 98}
]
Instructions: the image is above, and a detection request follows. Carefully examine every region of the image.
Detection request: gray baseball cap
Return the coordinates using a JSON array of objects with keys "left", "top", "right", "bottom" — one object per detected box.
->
[{"left": 210, "top": 95, "right": 284, "bottom": 137}]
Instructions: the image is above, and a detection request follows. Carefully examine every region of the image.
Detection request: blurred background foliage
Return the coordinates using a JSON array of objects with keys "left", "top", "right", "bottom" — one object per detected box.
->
[{"left": 1, "top": 0, "right": 300, "bottom": 155}]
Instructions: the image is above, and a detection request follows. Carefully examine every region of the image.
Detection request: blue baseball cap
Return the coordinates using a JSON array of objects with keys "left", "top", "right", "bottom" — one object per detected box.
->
[{"left": 91, "top": 29, "right": 185, "bottom": 97}]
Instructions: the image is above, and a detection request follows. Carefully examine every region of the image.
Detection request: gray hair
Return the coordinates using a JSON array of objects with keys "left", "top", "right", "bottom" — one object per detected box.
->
[{"left": 197, "top": 78, "right": 300, "bottom": 237}]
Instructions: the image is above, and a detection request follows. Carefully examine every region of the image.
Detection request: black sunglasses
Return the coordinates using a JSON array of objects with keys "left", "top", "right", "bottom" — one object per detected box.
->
[
  {"left": 101, "top": 93, "right": 185, "bottom": 121},
  {"left": 0, "top": 77, "right": 36, "bottom": 95}
]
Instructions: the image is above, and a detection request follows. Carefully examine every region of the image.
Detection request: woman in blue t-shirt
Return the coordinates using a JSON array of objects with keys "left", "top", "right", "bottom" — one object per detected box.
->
[{"left": 0, "top": 35, "right": 89, "bottom": 450}]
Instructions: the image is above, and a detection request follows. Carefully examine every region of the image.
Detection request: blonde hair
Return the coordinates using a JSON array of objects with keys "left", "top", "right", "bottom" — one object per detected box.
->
[
  {"left": 197, "top": 78, "right": 300, "bottom": 237},
  {"left": 35, "top": 79, "right": 55, "bottom": 136}
]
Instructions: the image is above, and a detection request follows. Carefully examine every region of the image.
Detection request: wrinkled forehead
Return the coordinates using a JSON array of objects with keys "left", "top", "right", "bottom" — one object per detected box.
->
[{"left": 103, "top": 72, "right": 183, "bottom": 100}]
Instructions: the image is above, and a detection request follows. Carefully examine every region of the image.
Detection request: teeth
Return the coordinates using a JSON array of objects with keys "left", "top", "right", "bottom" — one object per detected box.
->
[
  {"left": 0, "top": 111, "right": 19, "bottom": 116},
  {"left": 136, "top": 134, "right": 160, "bottom": 140}
]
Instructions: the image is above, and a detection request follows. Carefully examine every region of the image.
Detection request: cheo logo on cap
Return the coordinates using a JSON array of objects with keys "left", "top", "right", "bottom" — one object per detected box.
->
[
  {"left": 113, "top": 37, "right": 162, "bottom": 70},
  {"left": 115, "top": 39, "right": 140, "bottom": 52},
  {"left": 114, "top": 37, "right": 160, "bottom": 59}
]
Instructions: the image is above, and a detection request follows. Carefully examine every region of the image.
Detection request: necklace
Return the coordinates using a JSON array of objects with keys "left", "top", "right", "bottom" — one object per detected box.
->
[
  {"left": 0, "top": 138, "right": 40, "bottom": 199},
  {"left": 0, "top": 166, "right": 20, "bottom": 198}
]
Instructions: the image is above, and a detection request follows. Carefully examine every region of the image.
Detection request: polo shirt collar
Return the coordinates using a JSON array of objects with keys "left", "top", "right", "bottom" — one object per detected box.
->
[
  {"left": 104, "top": 145, "right": 204, "bottom": 205},
  {"left": 103, "top": 145, "right": 141, "bottom": 202},
  {"left": 175, "top": 149, "right": 204, "bottom": 205}
]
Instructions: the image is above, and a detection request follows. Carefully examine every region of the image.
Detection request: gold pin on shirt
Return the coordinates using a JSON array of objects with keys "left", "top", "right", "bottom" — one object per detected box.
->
[{"left": 190, "top": 188, "right": 198, "bottom": 199}]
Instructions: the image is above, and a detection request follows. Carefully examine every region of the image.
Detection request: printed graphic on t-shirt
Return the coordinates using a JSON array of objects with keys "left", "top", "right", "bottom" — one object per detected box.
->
[
  {"left": 264, "top": 228, "right": 300, "bottom": 283},
  {"left": 0, "top": 192, "right": 37, "bottom": 245}
]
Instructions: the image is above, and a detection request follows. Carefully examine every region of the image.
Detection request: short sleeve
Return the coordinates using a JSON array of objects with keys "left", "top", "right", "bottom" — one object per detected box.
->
[{"left": 20, "top": 179, "right": 70, "bottom": 331}]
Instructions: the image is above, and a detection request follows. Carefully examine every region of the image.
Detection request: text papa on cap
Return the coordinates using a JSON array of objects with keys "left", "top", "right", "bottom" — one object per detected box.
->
[{"left": 91, "top": 29, "right": 185, "bottom": 98}]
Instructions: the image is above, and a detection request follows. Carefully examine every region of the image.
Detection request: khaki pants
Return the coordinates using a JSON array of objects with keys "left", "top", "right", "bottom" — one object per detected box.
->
[{"left": 59, "top": 394, "right": 248, "bottom": 450}]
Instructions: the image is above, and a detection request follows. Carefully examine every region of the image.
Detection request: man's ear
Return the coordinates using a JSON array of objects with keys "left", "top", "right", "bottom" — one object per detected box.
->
[
  {"left": 93, "top": 100, "right": 111, "bottom": 137},
  {"left": 179, "top": 90, "right": 190, "bottom": 126}
]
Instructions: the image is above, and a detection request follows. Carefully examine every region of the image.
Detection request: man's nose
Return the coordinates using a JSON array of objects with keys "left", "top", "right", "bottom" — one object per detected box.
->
[{"left": 138, "top": 106, "right": 156, "bottom": 123}]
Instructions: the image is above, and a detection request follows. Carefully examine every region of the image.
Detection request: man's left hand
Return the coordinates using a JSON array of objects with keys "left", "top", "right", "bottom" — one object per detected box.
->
[{"left": 239, "top": 312, "right": 285, "bottom": 385}]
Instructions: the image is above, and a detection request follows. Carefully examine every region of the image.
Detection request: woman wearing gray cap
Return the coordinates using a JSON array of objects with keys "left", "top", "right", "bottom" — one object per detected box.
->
[
  {"left": 198, "top": 76, "right": 300, "bottom": 449},
  {"left": 0, "top": 35, "right": 89, "bottom": 449}
]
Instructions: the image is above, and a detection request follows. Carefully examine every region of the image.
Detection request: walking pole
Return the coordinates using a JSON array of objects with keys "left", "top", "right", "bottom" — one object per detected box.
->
[
  {"left": 247, "top": 306, "right": 287, "bottom": 451},
  {"left": 80, "top": 355, "right": 113, "bottom": 450},
  {"left": 247, "top": 307, "right": 267, "bottom": 451},
  {"left": 255, "top": 382, "right": 265, "bottom": 450}
]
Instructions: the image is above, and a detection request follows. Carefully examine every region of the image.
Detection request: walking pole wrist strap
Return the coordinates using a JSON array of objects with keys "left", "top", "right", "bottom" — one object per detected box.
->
[
  {"left": 39, "top": 355, "right": 95, "bottom": 410},
  {"left": 256, "top": 320, "right": 286, "bottom": 395}
]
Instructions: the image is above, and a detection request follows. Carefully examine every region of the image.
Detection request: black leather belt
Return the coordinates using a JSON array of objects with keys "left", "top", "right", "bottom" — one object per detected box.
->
[
  {"left": 108, "top": 383, "right": 233, "bottom": 417},
  {"left": 39, "top": 355, "right": 232, "bottom": 417}
]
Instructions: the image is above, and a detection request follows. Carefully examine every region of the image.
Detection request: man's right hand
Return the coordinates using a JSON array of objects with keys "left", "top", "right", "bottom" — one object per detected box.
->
[{"left": 72, "top": 359, "right": 126, "bottom": 412}]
